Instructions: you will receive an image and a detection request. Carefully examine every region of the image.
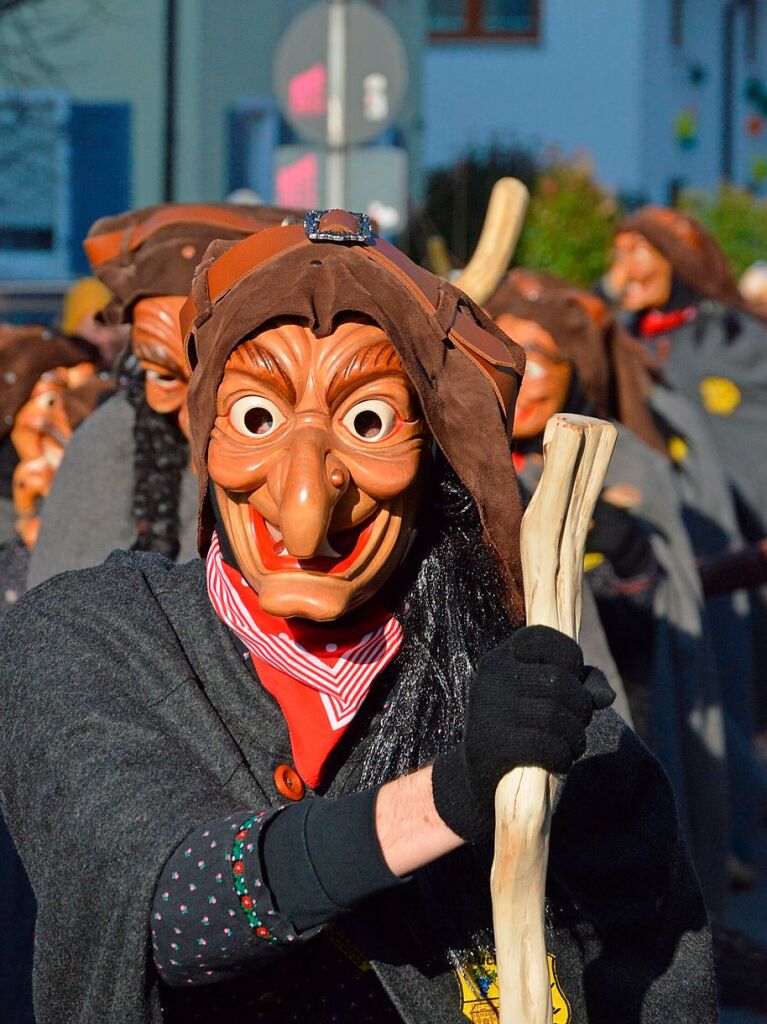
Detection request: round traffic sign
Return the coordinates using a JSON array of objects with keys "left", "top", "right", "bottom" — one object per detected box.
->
[{"left": 274, "top": 1, "right": 408, "bottom": 146}]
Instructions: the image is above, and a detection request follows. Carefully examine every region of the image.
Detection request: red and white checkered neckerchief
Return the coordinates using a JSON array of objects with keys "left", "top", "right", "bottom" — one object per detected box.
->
[{"left": 206, "top": 531, "right": 403, "bottom": 786}]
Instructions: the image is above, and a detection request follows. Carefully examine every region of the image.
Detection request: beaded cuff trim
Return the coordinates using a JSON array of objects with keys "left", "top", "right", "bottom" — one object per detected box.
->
[{"left": 231, "top": 812, "right": 278, "bottom": 943}]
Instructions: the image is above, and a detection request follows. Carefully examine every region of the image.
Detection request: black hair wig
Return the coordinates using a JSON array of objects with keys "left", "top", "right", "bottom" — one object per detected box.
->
[
  {"left": 120, "top": 352, "right": 188, "bottom": 560},
  {"left": 360, "top": 450, "right": 514, "bottom": 786}
]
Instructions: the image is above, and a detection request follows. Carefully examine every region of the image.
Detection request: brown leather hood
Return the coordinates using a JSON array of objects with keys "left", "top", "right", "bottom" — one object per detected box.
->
[
  {"left": 0, "top": 325, "right": 96, "bottom": 441},
  {"left": 84, "top": 203, "right": 305, "bottom": 323},
  {"left": 184, "top": 212, "right": 527, "bottom": 621},
  {"left": 488, "top": 269, "right": 667, "bottom": 456}
]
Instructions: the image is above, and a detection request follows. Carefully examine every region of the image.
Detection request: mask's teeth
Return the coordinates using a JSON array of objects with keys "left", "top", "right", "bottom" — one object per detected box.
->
[
  {"left": 265, "top": 519, "right": 283, "bottom": 543},
  {"left": 315, "top": 537, "right": 342, "bottom": 559}
]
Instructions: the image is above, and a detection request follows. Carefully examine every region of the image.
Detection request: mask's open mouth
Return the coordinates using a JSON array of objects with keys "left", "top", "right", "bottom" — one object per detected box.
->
[{"left": 250, "top": 507, "right": 379, "bottom": 575}]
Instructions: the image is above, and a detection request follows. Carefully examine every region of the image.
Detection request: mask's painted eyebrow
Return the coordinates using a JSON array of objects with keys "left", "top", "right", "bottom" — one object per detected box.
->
[
  {"left": 132, "top": 339, "right": 185, "bottom": 376},
  {"left": 521, "top": 343, "right": 570, "bottom": 365},
  {"left": 226, "top": 343, "right": 297, "bottom": 403},
  {"left": 326, "top": 341, "right": 407, "bottom": 404}
]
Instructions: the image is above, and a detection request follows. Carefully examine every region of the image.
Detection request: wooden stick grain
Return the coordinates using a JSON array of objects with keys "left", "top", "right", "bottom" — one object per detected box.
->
[{"left": 491, "top": 414, "right": 617, "bottom": 1024}]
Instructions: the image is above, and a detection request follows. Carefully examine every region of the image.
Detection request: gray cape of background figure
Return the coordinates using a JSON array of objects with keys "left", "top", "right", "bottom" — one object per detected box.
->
[
  {"left": 0, "top": 496, "right": 14, "bottom": 545},
  {"left": 649, "top": 299, "right": 767, "bottom": 737},
  {"left": 27, "top": 391, "right": 198, "bottom": 588},
  {"left": 649, "top": 299, "right": 767, "bottom": 538},
  {"left": 580, "top": 585, "right": 633, "bottom": 726},
  {"left": 0, "top": 551, "right": 716, "bottom": 1024},
  {"left": 0, "top": 537, "right": 28, "bottom": 619},
  {"left": 518, "top": 422, "right": 729, "bottom": 916},
  {"left": 603, "top": 424, "right": 729, "bottom": 915},
  {"left": 650, "top": 382, "right": 763, "bottom": 866}
]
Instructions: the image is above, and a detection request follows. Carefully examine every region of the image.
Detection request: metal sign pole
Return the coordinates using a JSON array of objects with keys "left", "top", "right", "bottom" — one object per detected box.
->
[{"left": 326, "top": 0, "right": 347, "bottom": 208}]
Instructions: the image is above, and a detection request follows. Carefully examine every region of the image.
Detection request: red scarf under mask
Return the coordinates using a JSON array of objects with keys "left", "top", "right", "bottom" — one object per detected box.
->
[{"left": 206, "top": 532, "right": 403, "bottom": 788}]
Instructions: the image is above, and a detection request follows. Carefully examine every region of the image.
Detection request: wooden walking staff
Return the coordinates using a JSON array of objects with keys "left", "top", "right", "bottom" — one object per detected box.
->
[
  {"left": 491, "top": 413, "right": 617, "bottom": 1024},
  {"left": 453, "top": 177, "right": 530, "bottom": 305}
]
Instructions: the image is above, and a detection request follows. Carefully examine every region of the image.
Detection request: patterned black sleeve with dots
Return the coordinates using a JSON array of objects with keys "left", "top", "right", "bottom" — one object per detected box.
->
[
  {"left": 152, "top": 791, "right": 404, "bottom": 989},
  {"left": 151, "top": 810, "right": 310, "bottom": 988}
]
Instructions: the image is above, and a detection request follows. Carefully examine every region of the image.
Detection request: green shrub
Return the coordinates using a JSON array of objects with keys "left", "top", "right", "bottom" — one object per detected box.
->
[
  {"left": 677, "top": 185, "right": 767, "bottom": 278},
  {"left": 423, "top": 150, "right": 619, "bottom": 288},
  {"left": 514, "top": 160, "right": 619, "bottom": 287},
  {"left": 423, "top": 149, "right": 767, "bottom": 290}
]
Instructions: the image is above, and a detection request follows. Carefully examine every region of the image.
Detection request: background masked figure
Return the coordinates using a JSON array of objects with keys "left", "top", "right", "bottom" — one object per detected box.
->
[
  {"left": 601, "top": 205, "right": 767, "bottom": 800},
  {"left": 28, "top": 203, "right": 302, "bottom": 587},
  {"left": 0, "top": 322, "right": 109, "bottom": 546},
  {"left": 601, "top": 205, "right": 767, "bottom": 541},
  {"left": 487, "top": 271, "right": 730, "bottom": 913},
  {"left": 1, "top": 362, "right": 112, "bottom": 616},
  {"left": 0, "top": 214, "right": 715, "bottom": 1024}
]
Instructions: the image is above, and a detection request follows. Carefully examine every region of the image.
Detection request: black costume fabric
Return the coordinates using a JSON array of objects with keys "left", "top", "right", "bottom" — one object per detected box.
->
[
  {"left": 0, "top": 552, "right": 715, "bottom": 1023},
  {"left": 0, "top": 809, "right": 34, "bottom": 1024}
]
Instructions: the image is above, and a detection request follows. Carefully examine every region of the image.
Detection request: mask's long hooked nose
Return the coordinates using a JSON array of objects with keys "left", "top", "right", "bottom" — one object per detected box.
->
[{"left": 268, "top": 426, "right": 349, "bottom": 558}]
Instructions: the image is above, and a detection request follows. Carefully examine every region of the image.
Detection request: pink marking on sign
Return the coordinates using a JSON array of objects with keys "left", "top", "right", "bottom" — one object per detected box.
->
[
  {"left": 276, "top": 154, "right": 320, "bottom": 209},
  {"left": 289, "top": 64, "right": 326, "bottom": 118}
]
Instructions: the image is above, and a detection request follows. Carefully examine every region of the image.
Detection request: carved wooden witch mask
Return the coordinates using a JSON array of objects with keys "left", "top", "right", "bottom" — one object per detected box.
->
[
  {"left": 494, "top": 315, "right": 573, "bottom": 441},
  {"left": 11, "top": 364, "right": 111, "bottom": 548},
  {"left": 184, "top": 210, "right": 528, "bottom": 624},
  {"left": 208, "top": 320, "right": 429, "bottom": 620},
  {"left": 132, "top": 296, "right": 190, "bottom": 438}
]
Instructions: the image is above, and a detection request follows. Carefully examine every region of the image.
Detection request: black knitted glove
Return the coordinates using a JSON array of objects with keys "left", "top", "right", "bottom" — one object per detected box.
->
[
  {"left": 431, "top": 625, "right": 615, "bottom": 842},
  {"left": 587, "top": 498, "right": 655, "bottom": 579}
]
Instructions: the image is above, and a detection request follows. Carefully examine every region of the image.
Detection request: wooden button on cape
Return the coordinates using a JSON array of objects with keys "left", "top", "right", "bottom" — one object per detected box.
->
[{"left": 274, "top": 764, "right": 305, "bottom": 801}]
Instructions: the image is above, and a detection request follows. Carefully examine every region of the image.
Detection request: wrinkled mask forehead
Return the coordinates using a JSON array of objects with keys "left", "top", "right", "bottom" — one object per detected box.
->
[{"left": 206, "top": 317, "right": 429, "bottom": 622}]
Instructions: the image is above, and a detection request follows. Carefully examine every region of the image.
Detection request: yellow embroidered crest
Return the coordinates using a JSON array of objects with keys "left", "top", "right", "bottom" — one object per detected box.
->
[
  {"left": 699, "top": 376, "right": 742, "bottom": 416},
  {"left": 668, "top": 435, "right": 689, "bottom": 463},
  {"left": 457, "top": 952, "right": 570, "bottom": 1022},
  {"left": 583, "top": 552, "right": 605, "bottom": 573}
]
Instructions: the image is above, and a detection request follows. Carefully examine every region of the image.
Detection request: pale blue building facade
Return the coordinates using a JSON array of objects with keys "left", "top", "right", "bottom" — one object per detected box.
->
[
  {"left": 425, "top": 0, "right": 767, "bottom": 202},
  {"left": 1, "top": 0, "right": 766, "bottom": 293}
]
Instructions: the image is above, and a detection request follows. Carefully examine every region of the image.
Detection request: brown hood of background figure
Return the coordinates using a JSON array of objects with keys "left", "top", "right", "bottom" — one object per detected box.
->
[
  {"left": 84, "top": 202, "right": 307, "bottom": 323},
  {"left": 182, "top": 211, "right": 527, "bottom": 622},
  {"left": 487, "top": 268, "right": 667, "bottom": 455},
  {"left": 618, "top": 205, "right": 755, "bottom": 315},
  {"left": 0, "top": 324, "right": 97, "bottom": 441}
]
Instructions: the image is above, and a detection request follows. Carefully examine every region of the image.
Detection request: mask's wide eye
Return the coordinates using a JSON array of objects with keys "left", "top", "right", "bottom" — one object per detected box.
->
[
  {"left": 342, "top": 400, "right": 398, "bottom": 442},
  {"left": 230, "top": 396, "right": 286, "bottom": 438}
]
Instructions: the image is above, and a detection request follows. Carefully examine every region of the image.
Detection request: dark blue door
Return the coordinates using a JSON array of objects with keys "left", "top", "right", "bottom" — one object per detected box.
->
[{"left": 68, "top": 102, "right": 131, "bottom": 275}]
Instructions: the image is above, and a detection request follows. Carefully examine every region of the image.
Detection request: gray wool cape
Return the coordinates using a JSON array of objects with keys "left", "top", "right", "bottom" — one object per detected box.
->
[
  {"left": 604, "top": 425, "right": 729, "bottom": 914},
  {"left": 0, "top": 552, "right": 716, "bottom": 1024},
  {"left": 648, "top": 301, "right": 767, "bottom": 738},
  {"left": 649, "top": 299, "right": 767, "bottom": 538},
  {"left": 649, "top": 383, "right": 759, "bottom": 864},
  {"left": 27, "top": 392, "right": 199, "bottom": 589},
  {"left": 518, "top": 422, "right": 729, "bottom": 915},
  {"left": 0, "top": 496, "right": 15, "bottom": 546}
]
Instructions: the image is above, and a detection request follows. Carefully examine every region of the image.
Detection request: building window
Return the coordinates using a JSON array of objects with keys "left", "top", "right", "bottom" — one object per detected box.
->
[
  {"left": 0, "top": 92, "right": 70, "bottom": 280},
  {"left": 429, "top": 0, "right": 539, "bottom": 39}
]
